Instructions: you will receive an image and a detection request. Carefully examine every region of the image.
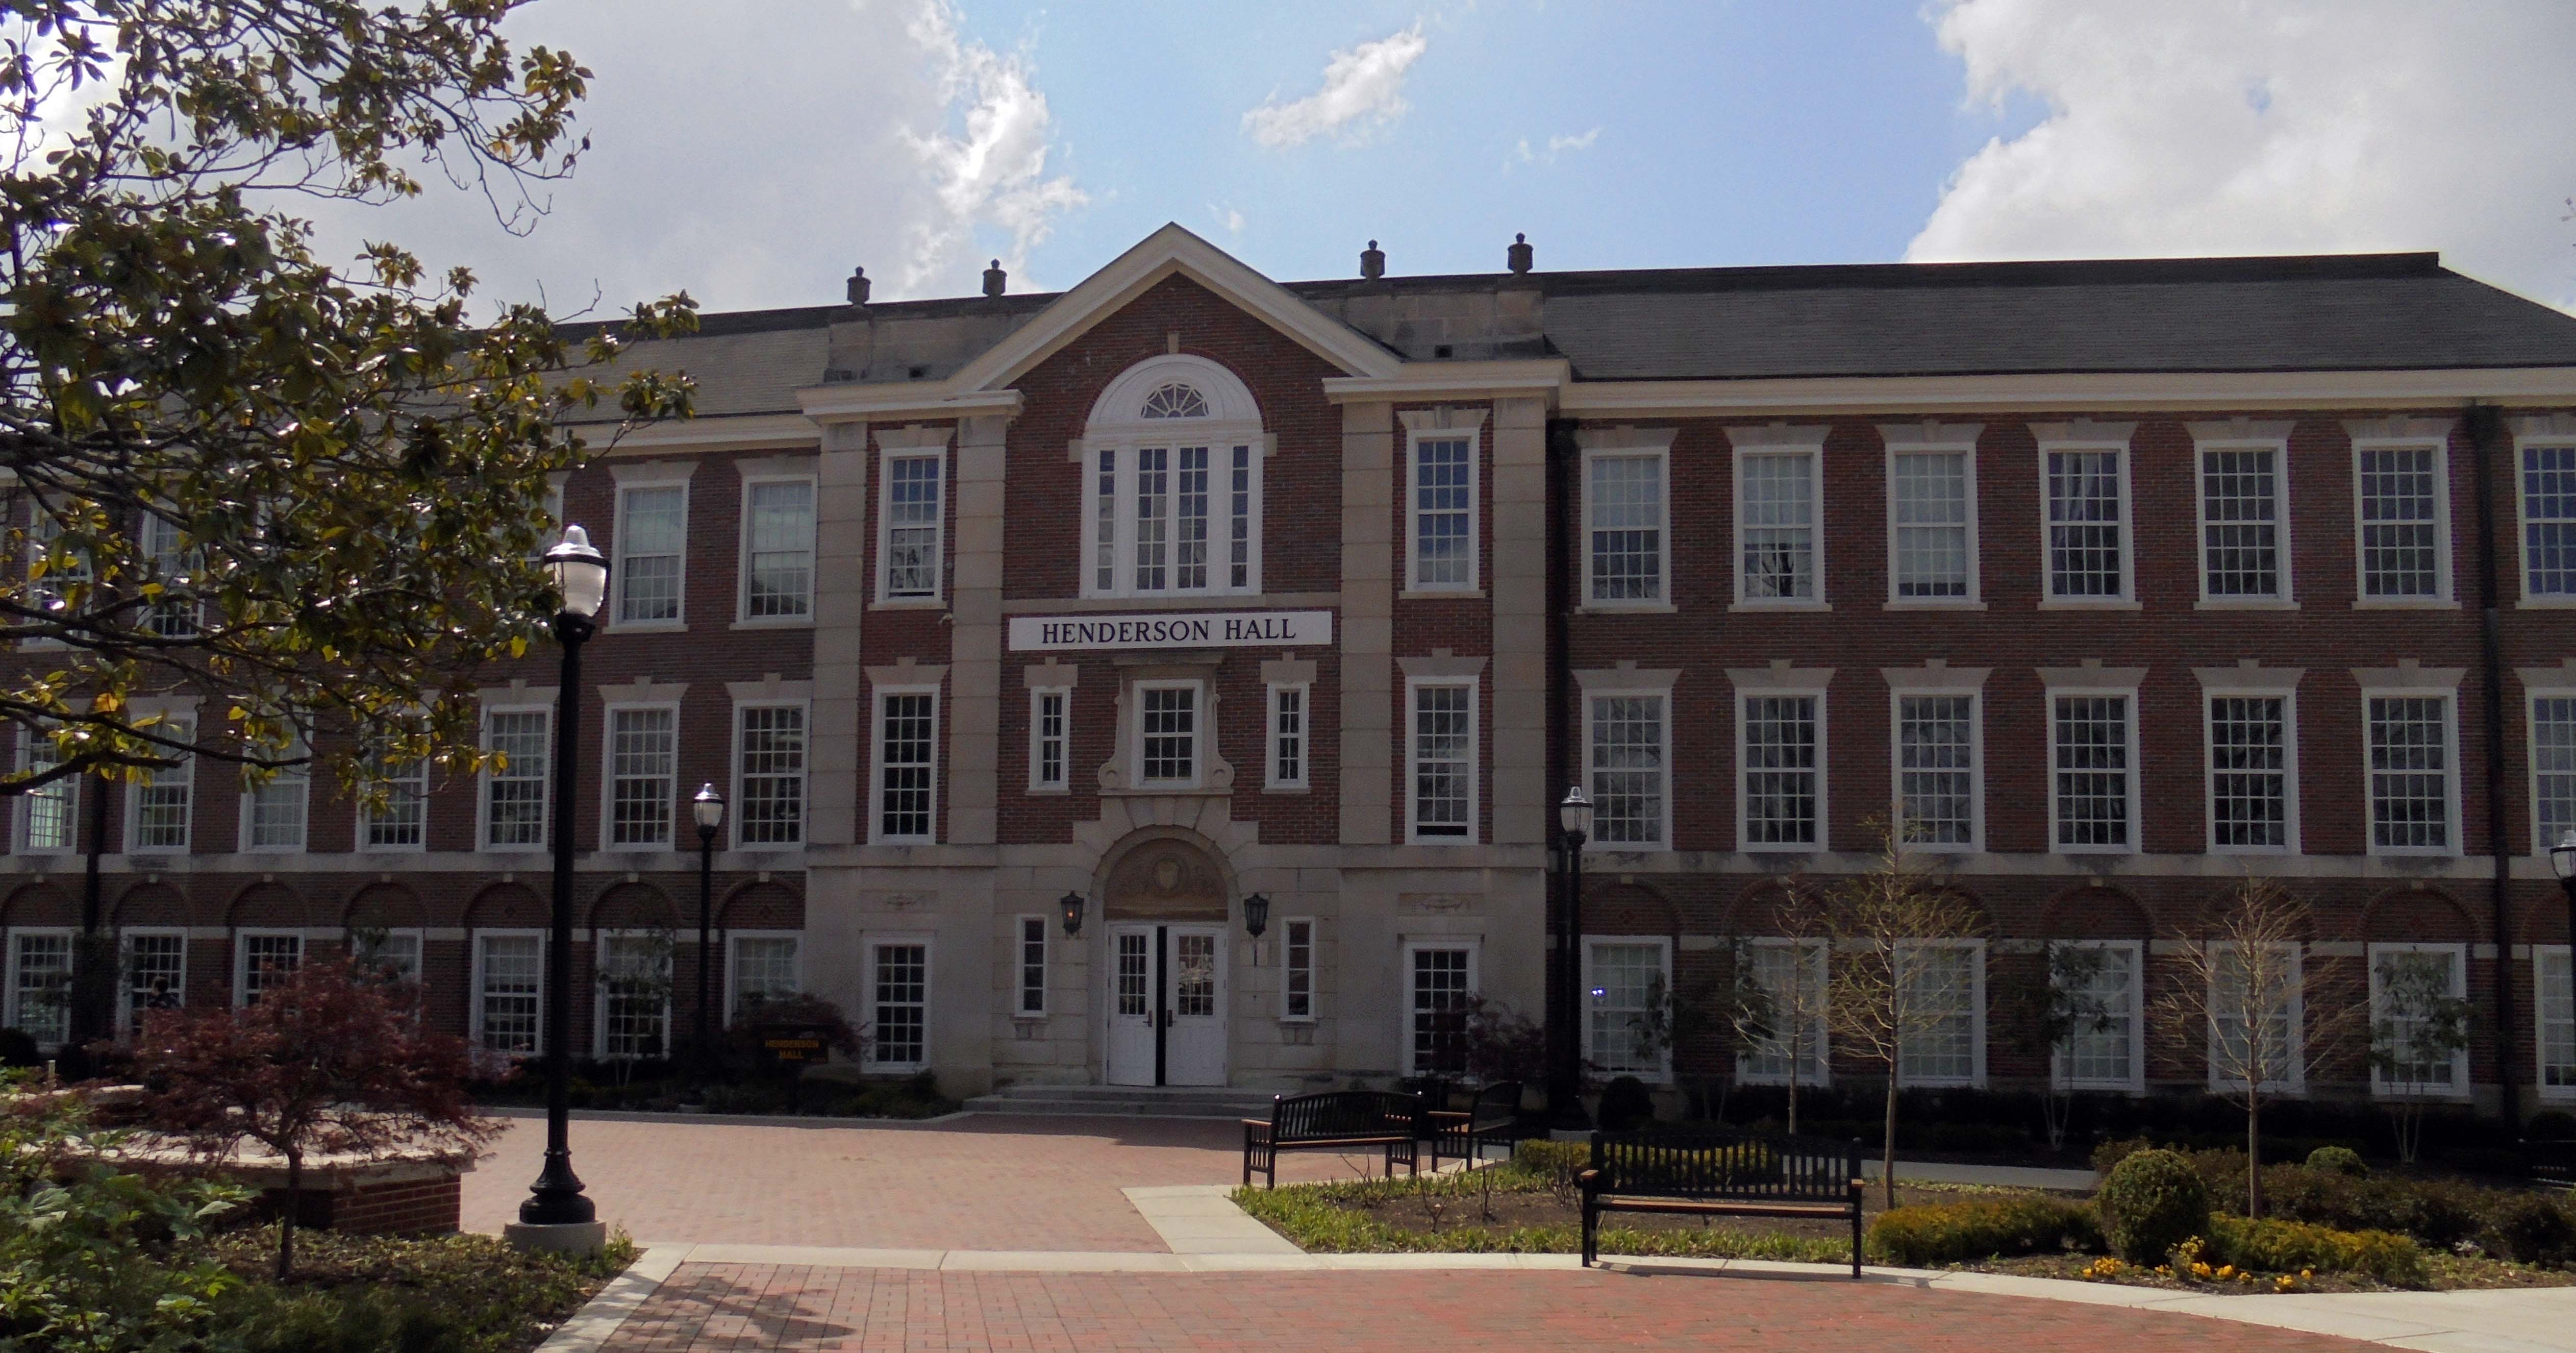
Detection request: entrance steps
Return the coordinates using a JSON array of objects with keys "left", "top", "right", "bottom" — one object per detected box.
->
[{"left": 962, "top": 1083, "right": 1283, "bottom": 1120}]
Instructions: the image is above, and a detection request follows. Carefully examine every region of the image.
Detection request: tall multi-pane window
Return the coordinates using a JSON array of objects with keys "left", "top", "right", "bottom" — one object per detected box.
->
[
  {"left": 1737, "top": 450, "right": 1818, "bottom": 602},
  {"left": 2210, "top": 944, "right": 2302, "bottom": 1091},
  {"left": 2534, "top": 695, "right": 2576, "bottom": 853},
  {"left": 1896, "top": 942, "right": 1982, "bottom": 1087},
  {"left": 473, "top": 932, "right": 542, "bottom": 1054},
  {"left": 122, "top": 930, "right": 186, "bottom": 1028},
  {"left": 1410, "top": 682, "right": 1474, "bottom": 842},
  {"left": 359, "top": 755, "right": 428, "bottom": 851},
  {"left": 1586, "top": 693, "right": 1667, "bottom": 849},
  {"left": 139, "top": 512, "right": 200, "bottom": 636},
  {"left": 128, "top": 717, "right": 194, "bottom": 852},
  {"left": 2357, "top": 445, "right": 2446, "bottom": 599},
  {"left": 24, "top": 501, "right": 90, "bottom": 616},
  {"left": 1137, "top": 683, "right": 1198, "bottom": 786},
  {"left": 17, "top": 733, "right": 73, "bottom": 853},
  {"left": 2044, "top": 448, "right": 2129, "bottom": 599},
  {"left": 235, "top": 932, "right": 302, "bottom": 1005},
  {"left": 2207, "top": 694, "right": 2293, "bottom": 851},
  {"left": 876, "top": 691, "right": 936, "bottom": 842},
  {"left": 1587, "top": 452, "right": 1665, "bottom": 604},
  {"left": 2368, "top": 694, "right": 2456, "bottom": 854},
  {"left": 595, "top": 933, "right": 670, "bottom": 1061},
  {"left": 1411, "top": 433, "right": 1475, "bottom": 590},
  {"left": 1740, "top": 693, "right": 1821, "bottom": 849},
  {"left": 6, "top": 932, "right": 70, "bottom": 1046},
  {"left": 352, "top": 929, "right": 420, "bottom": 987},
  {"left": 2541, "top": 948, "right": 2576, "bottom": 1099},
  {"left": 1738, "top": 940, "right": 1828, "bottom": 1085},
  {"left": 1407, "top": 944, "right": 1473, "bottom": 1076},
  {"left": 2054, "top": 942, "right": 2141, "bottom": 1091},
  {"left": 728, "top": 935, "right": 799, "bottom": 1021},
  {"left": 242, "top": 737, "right": 309, "bottom": 852},
  {"left": 2524, "top": 444, "right": 2576, "bottom": 600},
  {"left": 1082, "top": 370, "right": 1262, "bottom": 599},
  {"left": 736, "top": 704, "right": 807, "bottom": 846},
  {"left": 1282, "top": 918, "right": 1315, "bottom": 1021},
  {"left": 483, "top": 708, "right": 550, "bottom": 850},
  {"left": 2050, "top": 694, "right": 2134, "bottom": 851},
  {"left": 1586, "top": 939, "right": 1670, "bottom": 1078},
  {"left": 1015, "top": 916, "right": 1047, "bottom": 1017},
  {"left": 743, "top": 478, "right": 816, "bottom": 618},
  {"left": 614, "top": 484, "right": 686, "bottom": 624},
  {"left": 1029, "top": 688, "right": 1068, "bottom": 792},
  {"left": 1888, "top": 449, "right": 1972, "bottom": 601},
  {"left": 2199, "top": 444, "right": 2287, "bottom": 599},
  {"left": 606, "top": 707, "right": 676, "bottom": 848},
  {"left": 1268, "top": 683, "right": 1307, "bottom": 790},
  {"left": 1895, "top": 693, "right": 1977, "bottom": 848},
  {"left": 870, "top": 942, "right": 929, "bottom": 1068},
  {"left": 2369, "top": 944, "right": 2468, "bottom": 1096},
  {"left": 880, "top": 454, "right": 943, "bottom": 599}
]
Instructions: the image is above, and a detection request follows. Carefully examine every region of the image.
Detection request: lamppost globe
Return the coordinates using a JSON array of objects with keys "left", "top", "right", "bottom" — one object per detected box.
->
[
  {"left": 543, "top": 526, "right": 609, "bottom": 620},
  {"left": 1559, "top": 785, "right": 1594, "bottom": 841},
  {"left": 2553, "top": 830, "right": 2576, "bottom": 881},
  {"left": 693, "top": 782, "right": 726, "bottom": 839}
]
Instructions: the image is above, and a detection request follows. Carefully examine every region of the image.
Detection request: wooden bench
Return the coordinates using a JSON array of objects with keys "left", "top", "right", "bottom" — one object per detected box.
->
[
  {"left": 1242, "top": 1090, "right": 1424, "bottom": 1188},
  {"left": 1430, "top": 1080, "right": 1521, "bottom": 1169},
  {"left": 1579, "top": 1126, "right": 1865, "bottom": 1277},
  {"left": 2527, "top": 1138, "right": 2576, "bottom": 1190}
]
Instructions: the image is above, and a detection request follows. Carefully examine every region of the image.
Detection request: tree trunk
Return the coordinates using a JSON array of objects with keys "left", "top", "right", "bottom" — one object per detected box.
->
[
  {"left": 2244, "top": 1096, "right": 2262, "bottom": 1219},
  {"left": 1882, "top": 1068, "right": 1900, "bottom": 1211},
  {"left": 1785, "top": 1072, "right": 1799, "bottom": 1137},
  {"left": 279, "top": 1149, "right": 300, "bottom": 1281}
]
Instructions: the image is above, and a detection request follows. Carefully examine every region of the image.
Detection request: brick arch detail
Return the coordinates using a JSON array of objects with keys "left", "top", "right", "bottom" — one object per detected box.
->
[
  {"left": 1586, "top": 879, "right": 1683, "bottom": 940},
  {"left": 110, "top": 881, "right": 189, "bottom": 927},
  {"left": 2036, "top": 883, "right": 2154, "bottom": 941},
  {"left": 344, "top": 882, "right": 428, "bottom": 931},
  {"left": 587, "top": 881, "right": 681, "bottom": 931},
  {"left": 2521, "top": 888, "right": 2574, "bottom": 946},
  {"left": 223, "top": 879, "right": 320, "bottom": 926},
  {"left": 1717, "top": 877, "right": 1823, "bottom": 938},
  {"left": 717, "top": 880, "right": 803, "bottom": 930},
  {"left": 2, "top": 881, "right": 76, "bottom": 926},
  {"left": 462, "top": 882, "right": 546, "bottom": 929},
  {"left": 2359, "top": 885, "right": 2477, "bottom": 944}
]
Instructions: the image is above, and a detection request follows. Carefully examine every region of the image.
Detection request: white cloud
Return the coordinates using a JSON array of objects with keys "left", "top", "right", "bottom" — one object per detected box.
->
[
  {"left": 1908, "top": 1, "right": 2576, "bottom": 307},
  {"left": 1507, "top": 126, "right": 1600, "bottom": 169},
  {"left": 1209, "top": 203, "right": 1246, "bottom": 235},
  {"left": 899, "top": 0, "right": 1085, "bottom": 292},
  {"left": 1242, "top": 22, "right": 1428, "bottom": 149}
]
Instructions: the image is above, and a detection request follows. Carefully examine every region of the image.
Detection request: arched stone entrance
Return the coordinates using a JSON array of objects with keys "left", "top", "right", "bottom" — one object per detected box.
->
[{"left": 1098, "top": 833, "right": 1232, "bottom": 1087}]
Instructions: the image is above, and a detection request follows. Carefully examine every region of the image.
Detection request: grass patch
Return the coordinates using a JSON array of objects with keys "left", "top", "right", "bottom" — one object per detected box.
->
[{"left": 197, "top": 1229, "right": 638, "bottom": 1353}]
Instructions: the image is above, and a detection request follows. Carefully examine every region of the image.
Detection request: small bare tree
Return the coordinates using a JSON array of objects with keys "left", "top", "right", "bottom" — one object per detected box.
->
[
  {"left": 1731, "top": 886, "right": 1837, "bottom": 1136},
  {"left": 2368, "top": 949, "right": 2474, "bottom": 1165},
  {"left": 2000, "top": 942, "right": 2120, "bottom": 1152},
  {"left": 1822, "top": 827, "right": 1989, "bottom": 1208},
  {"left": 2150, "top": 877, "right": 2364, "bottom": 1217}
]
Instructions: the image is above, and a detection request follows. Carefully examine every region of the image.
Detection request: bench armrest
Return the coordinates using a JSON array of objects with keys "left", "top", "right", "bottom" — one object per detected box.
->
[
  {"left": 1243, "top": 1120, "right": 1275, "bottom": 1140},
  {"left": 1575, "top": 1168, "right": 1600, "bottom": 1185}
]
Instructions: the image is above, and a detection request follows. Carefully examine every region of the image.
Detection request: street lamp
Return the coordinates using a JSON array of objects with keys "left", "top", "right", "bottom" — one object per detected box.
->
[
  {"left": 1060, "top": 891, "right": 1086, "bottom": 938},
  {"left": 1242, "top": 892, "right": 1270, "bottom": 967},
  {"left": 1552, "top": 786, "right": 1594, "bottom": 1132},
  {"left": 691, "top": 784, "right": 726, "bottom": 1084},
  {"left": 513, "top": 525, "right": 607, "bottom": 1252}
]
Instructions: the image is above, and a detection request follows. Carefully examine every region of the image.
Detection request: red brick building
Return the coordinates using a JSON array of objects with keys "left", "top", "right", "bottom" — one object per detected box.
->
[{"left": 7, "top": 226, "right": 2576, "bottom": 1117}]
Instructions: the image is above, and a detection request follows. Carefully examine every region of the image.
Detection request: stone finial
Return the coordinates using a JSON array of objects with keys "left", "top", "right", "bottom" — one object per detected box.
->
[
  {"left": 1507, "top": 232, "right": 1533, "bottom": 275},
  {"left": 982, "top": 259, "right": 1007, "bottom": 297},
  {"left": 1360, "top": 239, "right": 1386, "bottom": 280},
  {"left": 846, "top": 266, "right": 871, "bottom": 306}
]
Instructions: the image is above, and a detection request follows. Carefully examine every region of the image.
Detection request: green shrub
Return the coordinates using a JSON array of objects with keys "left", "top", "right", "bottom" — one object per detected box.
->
[
  {"left": 1596, "top": 1076, "right": 1656, "bottom": 1131},
  {"left": 2209, "top": 1215, "right": 2428, "bottom": 1287},
  {"left": 2484, "top": 1192, "right": 2576, "bottom": 1266},
  {"left": 2259, "top": 1164, "right": 2494, "bottom": 1248},
  {"left": 1867, "top": 1197, "right": 2103, "bottom": 1266},
  {"left": 1511, "top": 1139, "right": 1587, "bottom": 1188},
  {"left": 210, "top": 1285, "right": 462, "bottom": 1353},
  {"left": 2528, "top": 1110, "right": 2576, "bottom": 1141},
  {"left": 2306, "top": 1145, "right": 2367, "bottom": 1177},
  {"left": 2097, "top": 1149, "right": 2211, "bottom": 1263}
]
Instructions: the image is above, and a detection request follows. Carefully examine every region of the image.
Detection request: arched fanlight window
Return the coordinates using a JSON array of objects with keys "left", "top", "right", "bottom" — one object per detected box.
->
[
  {"left": 1140, "top": 383, "right": 1210, "bottom": 420},
  {"left": 1082, "top": 356, "right": 1264, "bottom": 598}
]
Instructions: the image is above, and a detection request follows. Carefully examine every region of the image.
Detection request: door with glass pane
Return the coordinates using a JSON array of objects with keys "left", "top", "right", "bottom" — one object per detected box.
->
[
  {"left": 1106, "top": 925, "right": 1157, "bottom": 1086},
  {"left": 1163, "top": 925, "right": 1227, "bottom": 1086}
]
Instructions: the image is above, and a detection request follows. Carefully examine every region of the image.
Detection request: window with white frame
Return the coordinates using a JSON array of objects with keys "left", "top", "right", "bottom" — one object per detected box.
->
[
  {"left": 1268, "top": 683, "right": 1307, "bottom": 789},
  {"left": 1740, "top": 692, "right": 1822, "bottom": 849},
  {"left": 1282, "top": 918, "right": 1315, "bottom": 1021},
  {"left": 742, "top": 477, "right": 816, "bottom": 619},
  {"left": 2043, "top": 446, "right": 2131, "bottom": 600},
  {"left": 2367, "top": 693, "right": 2457, "bottom": 855},
  {"left": 350, "top": 928, "right": 421, "bottom": 987},
  {"left": 1015, "top": 916, "right": 1047, "bottom": 1017},
  {"left": 1409, "top": 680, "right": 1475, "bottom": 842},
  {"left": 1897, "top": 941, "right": 1984, "bottom": 1087},
  {"left": 23, "top": 499, "right": 89, "bottom": 618},
  {"left": 2534, "top": 694, "right": 2576, "bottom": 854},
  {"left": 594, "top": 932, "right": 671, "bottom": 1061},
  {"left": 17, "top": 731, "right": 74, "bottom": 854},
  {"left": 1410, "top": 431, "right": 1476, "bottom": 591},
  {"left": 1029, "top": 688, "right": 1068, "bottom": 792},
  {"left": 1737, "top": 446, "right": 1820, "bottom": 603},
  {"left": 2197, "top": 442, "right": 2289, "bottom": 601},
  {"left": 1738, "top": 939, "right": 1828, "bottom": 1085},
  {"left": 1894, "top": 693, "right": 1978, "bottom": 849},
  {"left": 1586, "top": 938, "right": 1672, "bottom": 1080},
  {"left": 728, "top": 933, "right": 800, "bottom": 1022},
  {"left": 472, "top": 931, "right": 543, "bottom": 1054},
  {"left": 483, "top": 706, "right": 550, "bottom": 851},
  {"left": 2357, "top": 444, "right": 2447, "bottom": 600},
  {"left": 139, "top": 512, "right": 200, "bottom": 637},
  {"left": 2368, "top": 943, "right": 2468, "bottom": 1097},
  {"left": 736, "top": 703, "right": 807, "bottom": 847},
  {"left": 605, "top": 706, "right": 675, "bottom": 849},
  {"left": 359, "top": 754, "right": 428, "bottom": 851},
  {"left": 1888, "top": 448, "right": 1974, "bottom": 601},
  {"left": 868, "top": 940, "right": 929, "bottom": 1068},
  {"left": 128, "top": 716, "right": 194, "bottom": 852},
  {"left": 879, "top": 452, "right": 944, "bottom": 600},
  {"left": 2207, "top": 692, "right": 2296, "bottom": 852},
  {"left": 241, "top": 736, "right": 309, "bottom": 853},
  {"left": 2053, "top": 940, "right": 2142, "bottom": 1092},
  {"left": 2523, "top": 443, "right": 2576, "bottom": 600},
  {"left": 1080, "top": 367, "right": 1265, "bottom": 595},
  {"left": 1586, "top": 449, "right": 1666, "bottom": 604},
  {"left": 1135, "top": 682, "right": 1200, "bottom": 788},
  {"left": 614, "top": 483, "right": 687, "bottom": 624},
  {"left": 234, "top": 930, "right": 301, "bottom": 1005},
  {"left": 874, "top": 689, "right": 937, "bottom": 843},
  {"left": 1405, "top": 942, "right": 1475, "bottom": 1076},
  {"left": 2049, "top": 693, "right": 2135, "bottom": 851},
  {"left": 6, "top": 930, "right": 70, "bottom": 1046},
  {"left": 2541, "top": 948, "right": 2576, "bottom": 1099},
  {"left": 122, "top": 929, "right": 186, "bottom": 1028},
  {"left": 2210, "top": 943, "right": 2302, "bottom": 1092},
  {"left": 1586, "top": 693, "right": 1667, "bottom": 849}
]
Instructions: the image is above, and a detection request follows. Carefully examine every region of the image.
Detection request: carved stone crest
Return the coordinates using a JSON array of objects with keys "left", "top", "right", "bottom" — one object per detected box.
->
[{"left": 1104, "top": 839, "right": 1228, "bottom": 920}]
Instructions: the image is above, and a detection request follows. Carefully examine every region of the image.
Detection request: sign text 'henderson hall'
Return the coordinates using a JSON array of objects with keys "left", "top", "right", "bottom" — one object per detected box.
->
[{"left": 1006, "top": 610, "right": 1334, "bottom": 653}]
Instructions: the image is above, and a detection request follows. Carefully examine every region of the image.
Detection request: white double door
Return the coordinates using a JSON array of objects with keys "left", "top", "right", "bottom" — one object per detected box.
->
[{"left": 1105, "top": 922, "right": 1228, "bottom": 1087}]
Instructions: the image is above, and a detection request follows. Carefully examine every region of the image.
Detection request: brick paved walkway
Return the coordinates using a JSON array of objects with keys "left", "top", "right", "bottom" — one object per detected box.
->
[
  {"left": 462, "top": 1114, "right": 1361, "bottom": 1250},
  {"left": 603, "top": 1265, "right": 2380, "bottom": 1351}
]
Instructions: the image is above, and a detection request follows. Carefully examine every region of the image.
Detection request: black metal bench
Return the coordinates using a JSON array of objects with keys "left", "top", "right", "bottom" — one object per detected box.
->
[
  {"left": 1430, "top": 1080, "right": 1521, "bottom": 1169},
  {"left": 1242, "top": 1090, "right": 1424, "bottom": 1188},
  {"left": 1579, "top": 1126, "right": 1865, "bottom": 1277},
  {"left": 2527, "top": 1138, "right": 2576, "bottom": 1189}
]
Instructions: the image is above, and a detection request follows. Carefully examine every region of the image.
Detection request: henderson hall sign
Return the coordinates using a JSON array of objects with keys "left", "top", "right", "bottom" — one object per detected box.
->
[{"left": 1007, "top": 610, "right": 1334, "bottom": 653}]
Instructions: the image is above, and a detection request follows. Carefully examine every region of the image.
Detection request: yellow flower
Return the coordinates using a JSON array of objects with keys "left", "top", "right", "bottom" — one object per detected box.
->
[{"left": 2215, "top": 1265, "right": 2235, "bottom": 1280}]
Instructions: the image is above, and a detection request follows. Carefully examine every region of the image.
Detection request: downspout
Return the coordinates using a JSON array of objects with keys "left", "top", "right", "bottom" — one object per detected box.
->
[
  {"left": 2468, "top": 402, "right": 2521, "bottom": 1124},
  {"left": 1547, "top": 418, "right": 1576, "bottom": 1098}
]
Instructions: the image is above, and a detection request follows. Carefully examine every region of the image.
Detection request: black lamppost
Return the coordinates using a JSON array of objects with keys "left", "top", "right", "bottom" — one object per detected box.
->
[
  {"left": 1059, "top": 890, "right": 1086, "bottom": 937},
  {"left": 1550, "top": 785, "right": 1594, "bottom": 1132},
  {"left": 1242, "top": 892, "right": 1269, "bottom": 965},
  {"left": 691, "top": 783, "right": 725, "bottom": 1082},
  {"left": 514, "top": 525, "right": 607, "bottom": 1250}
]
